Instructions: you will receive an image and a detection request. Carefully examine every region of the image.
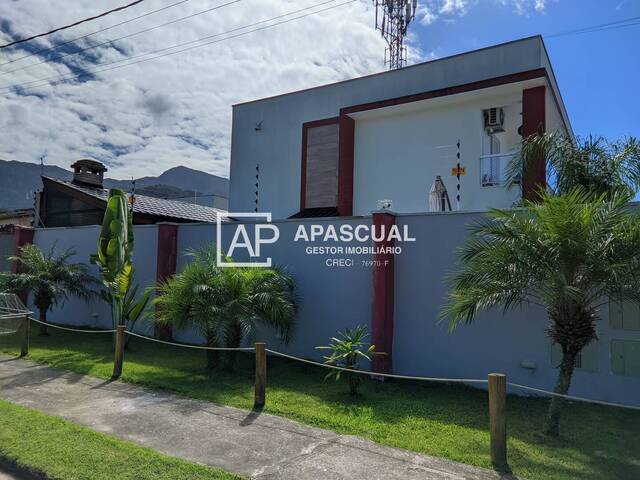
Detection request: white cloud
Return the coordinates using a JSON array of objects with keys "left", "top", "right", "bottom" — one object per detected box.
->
[
  {"left": 417, "top": 5, "right": 438, "bottom": 25},
  {"left": 417, "top": 0, "right": 470, "bottom": 24},
  {"left": 500, "top": 0, "right": 553, "bottom": 15},
  {"left": 0, "top": 0, "right": 386, "bottom": 179},
  {"left": 438, "top": 0, "right": 470, "bottom": 15},
  {"left": 418, "top": 0, "right": 553, "bottom": 24},
  {"left": 0, "top": 0, "right": 557, "bottom": 181}
]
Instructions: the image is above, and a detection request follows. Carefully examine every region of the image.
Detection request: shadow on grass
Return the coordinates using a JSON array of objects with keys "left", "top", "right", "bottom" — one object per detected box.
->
[{"left": 0, "top": 455, "right": 48, "bottom": 480}]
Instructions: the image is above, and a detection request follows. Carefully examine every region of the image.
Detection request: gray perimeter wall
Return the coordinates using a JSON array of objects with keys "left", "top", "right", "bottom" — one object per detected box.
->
[
  {"left": 21, "top": 212, "right": 640, "bottom": 405},
  {"left": 31, "top": 224, "right": 158, "bottom": 335}
]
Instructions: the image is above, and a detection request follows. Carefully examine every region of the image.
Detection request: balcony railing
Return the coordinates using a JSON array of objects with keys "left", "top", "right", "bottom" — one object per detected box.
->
[{"left": 480, "top": 151, "right": 519, "bottom": 187}]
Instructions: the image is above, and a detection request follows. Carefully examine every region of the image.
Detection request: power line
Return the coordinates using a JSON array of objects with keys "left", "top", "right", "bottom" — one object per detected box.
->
[
  {"left": 0, "top": 0, "right": 146, "bottom": 49},
  {"left": 547, "top": 15, "right": 640, "bottom": 38},
  {"left": 0, "top": 0, "right": 343, "bottom": 91},
  {"left": 0, "top": 0, "right": 241, "bottom": 78},
  {"left": 0, "top": 0, "right": 355, "bottom": 93},
  {"left": 0, "top": 0, "right": 192, "bottom": 67}
]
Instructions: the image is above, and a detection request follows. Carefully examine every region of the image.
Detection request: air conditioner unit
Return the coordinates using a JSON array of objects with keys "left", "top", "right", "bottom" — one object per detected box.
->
[{"left": 484, "top": 107, "right": 505, "bottom": 134}]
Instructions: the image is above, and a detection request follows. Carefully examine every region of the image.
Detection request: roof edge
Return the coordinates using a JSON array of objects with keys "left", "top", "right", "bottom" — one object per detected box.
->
[{"left": 538, "top": 35, "right": 574, "bottom": 138}]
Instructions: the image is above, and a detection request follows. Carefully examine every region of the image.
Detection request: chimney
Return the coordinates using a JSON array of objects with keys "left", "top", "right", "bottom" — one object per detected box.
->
[{"left": 70, "top": 159, "right": 107, "bottom": 188}]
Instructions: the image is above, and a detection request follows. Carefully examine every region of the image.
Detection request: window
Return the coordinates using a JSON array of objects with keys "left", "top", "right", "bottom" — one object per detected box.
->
[
  {"left": 609, "top": 300, "right": 640, "bottom": 331},
  {"left": 611, "top": 340, "right": 640, "bottom": 377}
]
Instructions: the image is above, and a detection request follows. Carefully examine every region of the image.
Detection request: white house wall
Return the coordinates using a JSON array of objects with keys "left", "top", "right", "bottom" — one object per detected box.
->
[
  {"left": 230, "top": 36, "right": 566, "bottom": 219},
  {"left": 352, "top": 94, "right": 523, "bottom": 215}
]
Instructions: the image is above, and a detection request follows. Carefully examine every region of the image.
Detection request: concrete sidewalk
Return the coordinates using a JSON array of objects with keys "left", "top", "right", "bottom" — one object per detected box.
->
[{"left": 0, "top": 356, "right": 514, "bottom": 480}]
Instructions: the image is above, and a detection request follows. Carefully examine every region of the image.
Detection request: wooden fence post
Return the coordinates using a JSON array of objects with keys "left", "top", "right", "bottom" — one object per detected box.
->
[
  {"left": 254, "top": 342, "right": 266, "bottom": 409},
  {"left": 488, "top": 373, "right": 507, "bottom": 470},
  {"left": 20, "top": 315, "right": 30, "bottom": 357},
  {"left": 112, "top": 325, "right": 126, "bottom": 379}
]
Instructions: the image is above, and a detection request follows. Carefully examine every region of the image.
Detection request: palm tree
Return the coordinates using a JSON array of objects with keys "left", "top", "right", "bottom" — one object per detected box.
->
[
  {"left": 441, "top": 189, "right": 640, "bottom": 436},
  {"left": 153, "top": 247, "right": 297, "bottom": 371},
  {"left": 507, "top": 133, "right": 640, "bottom": 198},
  {"left": 0, "top": 244, "right": 99, "bottom": 335}
]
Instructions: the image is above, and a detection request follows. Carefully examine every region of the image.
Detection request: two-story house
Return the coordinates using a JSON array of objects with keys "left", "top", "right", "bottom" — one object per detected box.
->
[{"left": 229, "top": 35, "right": 571, "bottom": 219}]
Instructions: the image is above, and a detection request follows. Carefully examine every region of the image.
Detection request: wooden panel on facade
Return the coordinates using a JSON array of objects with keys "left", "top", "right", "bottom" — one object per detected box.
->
[{"left": 305, "top": 123, "right": 339, "bottom": 208}]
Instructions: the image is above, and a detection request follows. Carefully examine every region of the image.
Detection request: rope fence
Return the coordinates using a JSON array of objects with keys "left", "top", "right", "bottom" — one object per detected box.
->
[
  {"left": 267, "top": 349, "right": 640, "bottom": 410},
  {"left": 124, "top": 330, "right": 256, "bottom": 351},
  {"left": 28, "top": 317, "right": 116, "bottom": 334},
  {"left": 506, "top": 382, "right": 640, "bottom": 411},
  {"left": 13, "top": 318, "right": 639, "bottom": 411},
  {"left": 11, "top": 319, "right": 640, "bottom": 470},
  {"left": 265, "top": 348, "right": 488, "bottom": 384},
  {"left": 15, "top": 318, "right": 640, "bottom": 411}
]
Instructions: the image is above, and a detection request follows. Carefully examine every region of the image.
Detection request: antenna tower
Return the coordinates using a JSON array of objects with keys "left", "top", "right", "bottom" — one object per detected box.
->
[{"left": 372, "top": 1, "right": 417, "bottom": 70}]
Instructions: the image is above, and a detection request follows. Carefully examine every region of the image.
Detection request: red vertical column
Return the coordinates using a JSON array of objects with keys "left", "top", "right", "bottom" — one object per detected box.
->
[
  {"left": 371, "top": 211, "right": 395, "bottom": 374},
  {"left": 522, "top": 85, "right": 546, "bottom": 202},
  {"left": 155, "top": 223, "right": 178, "bottom": 340},
  {"left": 337, "top": 114, "right": 355, "bottom": 216},
  {"left": 13, "top": 227, "right": 35, "bottom": 305}
]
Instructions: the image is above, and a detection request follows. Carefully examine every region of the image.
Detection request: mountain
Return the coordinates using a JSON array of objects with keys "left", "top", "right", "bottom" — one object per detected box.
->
[
  {"left": 136, "top": 166, "right": 229, "bottom": 196},
  {"left": 0, "top": 159, "right": 229, "bottom": 210},
  {"left": 0, "top": 160, "right": 73, "bottom": 209}
]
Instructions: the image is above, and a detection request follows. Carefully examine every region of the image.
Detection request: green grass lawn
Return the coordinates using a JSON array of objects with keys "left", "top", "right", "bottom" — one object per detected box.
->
[
  {"left": 0, "top": 398, "right": 241, "bottom": 480},
  {"left": 1, "top": 329, "right": 639, "bottom": 480}
]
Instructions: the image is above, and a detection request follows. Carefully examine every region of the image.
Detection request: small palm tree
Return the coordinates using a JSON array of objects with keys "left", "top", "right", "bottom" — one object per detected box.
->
[
  {"left": 441, "top": 189, "right": 640, "bottom": 436},
  {"left": 153, "top": 247, "right": 297, "bottom": 371},
  {"left": 317, "top": 325, "right": 376, "bottom": 396},
  {"left": 0, "top": 244, "right": 99, "bottom": 335},
  {"left": 507, "top": 133, "right": 640, "bottom": 198}
]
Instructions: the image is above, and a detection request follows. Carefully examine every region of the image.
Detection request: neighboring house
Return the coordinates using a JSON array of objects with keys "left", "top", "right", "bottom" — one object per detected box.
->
[
  {"left": 0, "top": 208, "right": 34, "bottom": 230},
  {"left": 175, "top": 194, "right": 229, "bottom": 211},
  {"left": 36, "top": 159, "right": 226, "bottom": 227},
  {"left": 229, "top": 35, "right": 571, "bottom": 219}
]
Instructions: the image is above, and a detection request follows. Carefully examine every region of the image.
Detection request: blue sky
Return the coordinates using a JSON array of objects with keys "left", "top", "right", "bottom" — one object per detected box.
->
[
  {"left": 0, "top": 0, "right": 638, "bottom": 179},
  {"left": 414, "top": 0, "right": 640, "bottom": 140}
]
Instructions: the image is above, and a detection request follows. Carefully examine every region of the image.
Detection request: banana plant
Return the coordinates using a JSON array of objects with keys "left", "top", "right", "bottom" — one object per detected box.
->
[
  {"left": 91, "top": 188, "right": 133, "bottom": 283},
  {"left": 99, "top": 263, "right": 151, "bottom": 334},
  {"left": 91, "top": 189, "right": 150, "bottom": 334}
]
